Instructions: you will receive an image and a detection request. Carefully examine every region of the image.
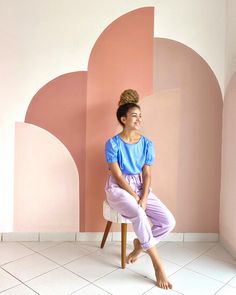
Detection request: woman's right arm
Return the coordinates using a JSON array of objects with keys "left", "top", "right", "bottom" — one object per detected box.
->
[{"left": 109, "top": 162, "right": 139, "bottom": 202}]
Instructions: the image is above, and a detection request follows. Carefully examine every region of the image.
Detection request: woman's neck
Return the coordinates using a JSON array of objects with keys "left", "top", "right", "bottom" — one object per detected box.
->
[{"left": 119, "top": 130, "right": 141, "bottom": 144}]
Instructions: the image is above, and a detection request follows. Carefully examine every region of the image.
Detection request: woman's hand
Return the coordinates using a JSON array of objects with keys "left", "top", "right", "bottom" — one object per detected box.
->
[
  {"left": 138, "top": 197, "right": 147, "bottom": 211},
  {"left": 133, "top": 194, "right": 140, "bottom": 203}
]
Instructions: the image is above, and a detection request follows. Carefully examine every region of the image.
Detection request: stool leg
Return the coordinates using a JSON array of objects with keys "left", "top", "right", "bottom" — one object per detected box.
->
[
  {"left": 121, "top": 223, "right": 127, "bottom": 269},
  {"left": 100, "top": 221, "right": 112, "bottom": 249}
]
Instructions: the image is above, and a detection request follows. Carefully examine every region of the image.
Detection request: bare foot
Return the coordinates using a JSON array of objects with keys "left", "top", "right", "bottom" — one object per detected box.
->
[
  {"left": 155, "top": 269, "right": 172, "bottom": 290},
  {"left": 127, "top": 238, "right": 142, "bottom": 264}
]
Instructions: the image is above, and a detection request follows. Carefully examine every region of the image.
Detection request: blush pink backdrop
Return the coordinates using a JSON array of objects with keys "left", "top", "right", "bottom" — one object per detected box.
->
[{"left": 13, "top": 8, "right": 223, "bottom": 234}]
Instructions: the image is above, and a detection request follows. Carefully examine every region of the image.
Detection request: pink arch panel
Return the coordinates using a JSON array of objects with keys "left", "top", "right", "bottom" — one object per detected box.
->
[
  {"left": 220, "top": 73, "right": 236, "bottom": 252},
  {"left": 25, "top": 72, "right": 86, "bottom": 229},
  {"left": 153, "top": 38, "right": 223, "bottom": 232},
  {"left": 14, "top": 123, "right": 79, "bottom": 232},
  {"left": 85, "top": 7, "right": 154, "bottom": 231}
]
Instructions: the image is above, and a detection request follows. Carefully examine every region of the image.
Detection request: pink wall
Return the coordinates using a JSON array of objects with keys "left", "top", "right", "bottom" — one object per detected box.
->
[
  {"left": 13, "top": 9, "right": 224, "bottom": 234},
  {"left": 25, "top": 72, "right": 87, "bottom": 230},
  {"left": 14, "top": 123, "right": 79, "bottom": 232},
  {"left": 220, "top": 72, "right": 236, "bottom": 257},
  {"left": 14, "top": 8, "right": 154, "bottom": 232},
  {"left": 140, "top": 90, "right": 181, "bottom": 219},
  {"left": 85, "top": 8, "right": 154, "bottom": 231},
  {"left": 154, "top": 38, "right": 223, "bottom": 232}
]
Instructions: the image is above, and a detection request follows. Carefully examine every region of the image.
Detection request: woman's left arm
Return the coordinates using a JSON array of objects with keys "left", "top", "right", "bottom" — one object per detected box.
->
[{"left": 139, "top": 164, "right": 151, "bottom": 210}]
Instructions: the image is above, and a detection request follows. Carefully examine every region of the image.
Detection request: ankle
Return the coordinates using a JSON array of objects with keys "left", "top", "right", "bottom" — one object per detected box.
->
[{"left": 154, "top": 265, "right": 165, "bottom": 273}]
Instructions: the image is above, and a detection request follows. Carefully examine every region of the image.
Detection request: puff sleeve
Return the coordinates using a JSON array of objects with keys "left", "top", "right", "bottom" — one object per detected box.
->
[
  {"left": 145, "top": 140, "right": 155, "bottom": 165},
  {"left": 105, "top": 138, "right": 118, "bottom": 163}
]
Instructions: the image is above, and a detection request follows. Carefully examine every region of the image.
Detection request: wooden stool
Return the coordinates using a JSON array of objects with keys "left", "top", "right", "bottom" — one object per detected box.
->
[{"left": 100, "top": 200, "right": 131, "bottom": 269}]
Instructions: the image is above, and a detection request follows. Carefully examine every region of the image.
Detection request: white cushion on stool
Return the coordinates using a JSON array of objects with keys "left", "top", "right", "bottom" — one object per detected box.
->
[{"left": 103, "top": 200, "right": 131, "bottom": 224}]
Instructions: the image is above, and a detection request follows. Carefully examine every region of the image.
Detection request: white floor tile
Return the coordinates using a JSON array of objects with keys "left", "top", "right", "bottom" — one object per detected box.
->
[
  {"left": 76, "top": 241, "right": 101, "bottom": 253},
  {"left": 127, "top": 253, "right": 181, "bottom": 281},
  {"left": 144, "top": 286, "right": 182, "bottom": 294},
  {"left": 39, "top": 242, "right": 90, "bottom": 265},
  {"left": 215, "top": 284, "right": 236, "bottom": 295},
  {"left": 156, "top": 241, "right": 168, "bottom": 248},
  {"left": 72, "top": 283, "right": 110, "bottom": 294},
  {"left": 65, "top": 251, "right": 119, "bottom": 282},
  {"left": 2, "top": 253, "right": 59, "bottom": 281},
  {"left": 176, "top": 242, "right": 216, "bottom": 254},
  {"left": 94, "top": 268, "right": 154, "bottom": 295},
  {"left": 186, "top": 255, "right": 236, "bottom": 283},
  {"left": 26, "top": 267, "right": 89, "bottom": 295},
  {"left": 20, "top": 241, "right": 63, "bottom": 252},
  {"left": 228, "top": 274, "right": 236, "bottom": 288},
  {"left": 157, "top": 242, "right": 202, "bottom": 266},
  {"left": 0, "top": 269, "right": 21, "bottom": 293},
  {"left": 98, "top": 241, "right": 145, "bottom": 265},
  {"left": 169, "top": 268, "right": 224, "bottom": 295},
  {"left": 0, "top": 243, "right": 34, "bottom": 265},
  {"left": 1, "top": 241, "right": 234, "bottom": 295},
  {"left": 205, "top": 244, "right": 236, "bottom": 265},
  {"left": 0, "top": 284, "right": 37, "bottom": 294}
]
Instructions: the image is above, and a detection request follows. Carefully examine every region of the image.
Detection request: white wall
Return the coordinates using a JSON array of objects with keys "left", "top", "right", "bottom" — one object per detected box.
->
[
  {"left": 155, "top": 0, "right": 226, "bottom": 95},
  {"left": 0, "top": 0, "right": 228, "bottom": 231},
  {"left": 225, "top": 0, "right": 236, "bottom": 89}
]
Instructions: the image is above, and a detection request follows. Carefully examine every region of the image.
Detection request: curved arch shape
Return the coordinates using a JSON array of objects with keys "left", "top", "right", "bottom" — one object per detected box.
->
[
  {"left": 152, "top": 37, "right": 223, "bottom": 232},
  {"left": 85, "top": 7, "right": 154, "bottom": 231},
  {"left": 154, "top": 37, "right": 222, "bottom": 98},
  {"left": 24, "top": 72, "right": 87, "bottom": 230},
  {"left": 14, "top": 122, "right": 79, "bottom": 231}
]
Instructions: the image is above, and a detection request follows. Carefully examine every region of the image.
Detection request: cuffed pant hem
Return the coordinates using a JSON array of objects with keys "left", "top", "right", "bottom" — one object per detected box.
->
[{"left": 141, "top": 239, "right": 158, "bottom": 251}]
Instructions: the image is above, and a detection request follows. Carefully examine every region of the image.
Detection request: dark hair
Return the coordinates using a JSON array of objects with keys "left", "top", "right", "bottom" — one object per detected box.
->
[
  {"left": 116, "top": 103, "right": 140, "bottom": 126},
  {"left": 116, "top": 89, "right": 140, "bottom": 127}
]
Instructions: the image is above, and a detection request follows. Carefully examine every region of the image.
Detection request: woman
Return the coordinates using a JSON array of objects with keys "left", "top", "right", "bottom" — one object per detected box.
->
[{"left": 105, "top": 89, "right": 175, "bottom": 289}]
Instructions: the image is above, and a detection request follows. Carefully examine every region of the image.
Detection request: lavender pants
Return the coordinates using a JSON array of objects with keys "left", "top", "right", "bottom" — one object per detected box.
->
[{"left": 105, "top": 174, "right": 176, "bottom": 251}]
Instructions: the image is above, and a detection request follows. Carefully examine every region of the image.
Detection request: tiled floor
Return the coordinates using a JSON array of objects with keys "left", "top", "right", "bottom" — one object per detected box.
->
[{"left": 0, "top": 241, "right": 235, "bottom": 295}]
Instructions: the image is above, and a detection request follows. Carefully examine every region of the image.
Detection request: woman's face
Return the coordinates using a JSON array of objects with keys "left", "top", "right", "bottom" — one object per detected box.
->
[{"left": 122, "top": 107, "right": 142, "bottom": 130}]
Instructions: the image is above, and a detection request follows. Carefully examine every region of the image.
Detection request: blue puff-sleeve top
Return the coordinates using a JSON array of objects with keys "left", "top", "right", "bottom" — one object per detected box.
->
[{"left": 105, "top": 134, "right": 155, "bottom": 174}]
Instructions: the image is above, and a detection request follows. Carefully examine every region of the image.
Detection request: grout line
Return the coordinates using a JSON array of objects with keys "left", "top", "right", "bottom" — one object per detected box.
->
[
  {"left": 213, "top": 273, "right": 236, "bottom": 294},
  {"left": 1, "top": 241, "right": 234, "bottom": 295},
  {"left": 1, "top": 252, "right": 37, "bottom": 268},
  {"left": 213, "top": 282, "right": 232, "bottom": 295},
  {"left": 60, "top": 265, "right": 93, "bottom": 284},
  {"left": 92, "top": 267, "right": 121, "bottom": 284},
  {"left": 69, "top": 282, "right": 113, "bottom": 295},
  {"left": 164, "top": 243, "right": 221, "bottom": 279},
  {"left": 19, "top": 240, "right": 104, "bottom": 267},
  {"left": 18, "top": 240, "right": 65, "bottom": 252},
  {"left": 166, "top": 242, "right": 235, "bottom": 290},
  {"left": 90, "top": 282, "right": 113, "bottom": 295},
  {"left": 142, "top": 284, "right": 184, "bottom": 295},
  {"left": 0, "top": 251, "right": 37, "bottom": 268},
  {"left": 23, "top": 265, "right": 62, "bottom": 283},
  {"left": 0, "top": 267, "right": 40, "bottom": 294}
]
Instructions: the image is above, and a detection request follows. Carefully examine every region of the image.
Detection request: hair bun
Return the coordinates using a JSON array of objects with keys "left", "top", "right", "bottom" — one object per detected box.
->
[{"left": 118, "top": 89, "right": 139, "bottom": 106}]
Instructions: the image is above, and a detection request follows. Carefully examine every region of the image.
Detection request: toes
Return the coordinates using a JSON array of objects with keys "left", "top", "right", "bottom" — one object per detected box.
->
[{"left": 157, "top": 280, "right": 172, "bottom": 290}]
